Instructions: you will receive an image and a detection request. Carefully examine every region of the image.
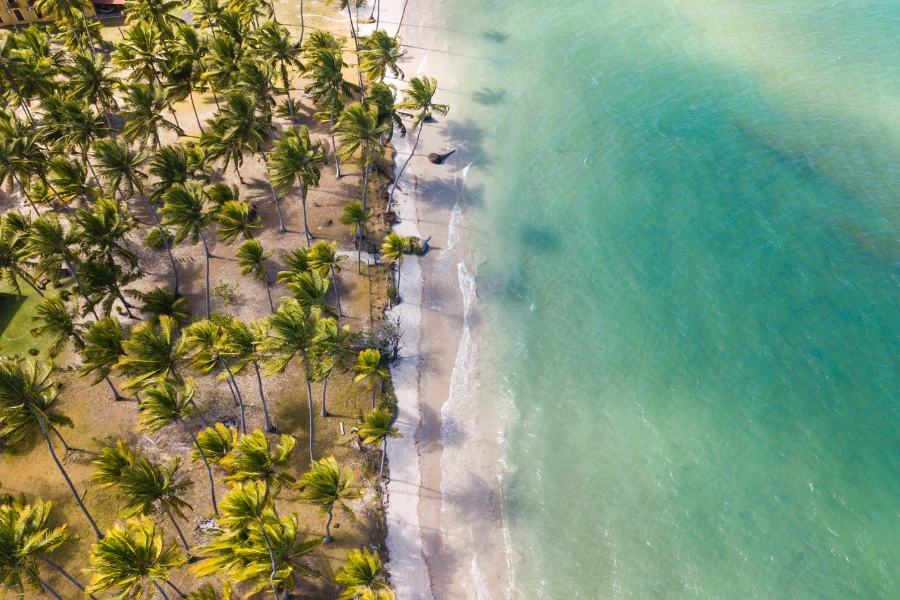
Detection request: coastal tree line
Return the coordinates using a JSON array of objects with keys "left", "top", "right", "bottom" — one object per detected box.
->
[{"left": 0, "top": 0, "right": 447, "bottom": 595}]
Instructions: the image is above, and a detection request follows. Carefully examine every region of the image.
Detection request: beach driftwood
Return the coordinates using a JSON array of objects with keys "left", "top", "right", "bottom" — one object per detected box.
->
[{"left": 428, "top": 149, "right": 456, "bottom": 164}]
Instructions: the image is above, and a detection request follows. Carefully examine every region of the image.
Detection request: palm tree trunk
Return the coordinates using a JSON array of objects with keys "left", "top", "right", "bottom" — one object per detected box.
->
[
  {"left": 299, "top": 0, "right": 305, "bottom": 45},
  {"left": 168, "top": 102, "right": 182, "bottom": 131},
  {"left": 219, "top": 357, "right": 246, "bottom": 434},
  {"left": 225, "top": 377, "right": 239, "bottom": 406},
  {"left": 324, "top": 506, "right": 333, "bottom": 542},
  {"left": 11, "top": 172, "right": 40, "bottom": 216},
  {"left": 38, "top": 557, "right": 98, "bottom": 599},
  {"left": 306, "top": 380, "right": 314, "bottom": 461},
  {"left": 395, "top": 0, "right": 409, "bottom": 37},
  {"left": 105, "top": 376, "right": 123, "bottom": 401},
  {"left": 330, "top": 264, "right": 342, "bottom": 317},
  {"left": 346, "top": 4, "right": 365, "bottom": 97},
  {"left": 268, "top": 181, "right": 286, "bottom": 233},
  {"left": 258, "top": 522, "right": 279, "bottom": 587},
  {"left": 77, "top": 5, "right": 97, "bottom": 60},
  {"left": 361, "top": 162, "right": 370, "bottom": 215},
  {"left": 38, "top": 577, "right": 64, "bottom": 600},
  {"left": 179, "top": 418, "right": 219, "bottom": 516},
  {"left": 321, "top": 375, "right": 328, "bottom": 416},
  {"left": 330, "top": 109, "right": 341, "bottom": 178},
  {"left": 371, "top": 382, "right": 377, "bottom": 409},
  {"left": 387, "top": 120, "right": 422, "bottom": 212},
  {"left": 166, "top": 581, "right": 186, "bottom": 598},
  {"left": 281, "top": 63, "right": 296, "bottom": 129},
  {"left": 164, "top": 506, "right": 191, "bottom": 552},
  {"left": 198, "top": 229, "right": 211, "bottom": 317},
  {"left": 263, "top": 275, "right": 275, "bottom": 313},
  {"left": 300, "top": 185, "right": 311, "bottom": 245},
  {"left": 357, "top": 227, "right": 362, "bottom": 274},
  {"left": 65, "top": 255, "right": 100, "bottom": 320},
  {"left": 376, "top": 0, "right": 381, "bottom": 28},
  {"left": 50, "top": 424, "right": 72, "bottom": 452},
  {"left": 115, "top": 289, "right": 137, "bottom": 318},
  {"left": 152, "top": 581, "right": 172, "bottom": 600},
  {"left": 189, "top": 91, "right": 204, "bottom": 133},
  {"left": 31, "top": 409, "right": 104, "bottom": 539},
  {"left": 254, "top": 362, "right": 274, "bottom": 432},
  {"left": 380, "top": 437, "right": 387, "bottom": 478},
  {"left": 139, "top": 190, "right": 180, "bottom": 293},
  {"left": 396, "top": 260, "right": 401, "bottom": 299}
]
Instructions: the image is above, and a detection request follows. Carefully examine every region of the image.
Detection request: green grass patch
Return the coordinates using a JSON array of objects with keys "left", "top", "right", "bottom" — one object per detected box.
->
[{"left": 0, "top": 282, "right": 67, "bottom": 358}]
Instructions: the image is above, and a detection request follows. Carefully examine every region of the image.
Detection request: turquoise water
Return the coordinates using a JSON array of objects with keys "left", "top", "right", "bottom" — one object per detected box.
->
[{"left": 442, "top": 0, "right": 900, "bottom": 597}]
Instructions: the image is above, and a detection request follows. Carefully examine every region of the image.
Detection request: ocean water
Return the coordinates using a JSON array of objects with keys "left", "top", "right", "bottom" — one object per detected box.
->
[{"left": 440, "top": 0, "right": 900, "bottom": 597}]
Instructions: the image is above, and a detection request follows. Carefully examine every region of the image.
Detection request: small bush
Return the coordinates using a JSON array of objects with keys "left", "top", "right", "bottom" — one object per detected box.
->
[
  {"left": 27, "top": 348, "right": 40, "bottom": 356},
  {"left": 58, "top": 289, "right": 72, "bottom": 301},
  {"left": 144, "top": 227, "right": 174, "bottom": 250},
  {"left": 213, "top": 281, "right": 238, "bottom": 307}
]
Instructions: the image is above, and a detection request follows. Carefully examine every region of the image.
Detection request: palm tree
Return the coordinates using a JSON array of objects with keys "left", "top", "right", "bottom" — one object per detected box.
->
[
  {"left": 313, "top": 317, "right": 353, "bottom": 416},
  {"left": 86, "top": 516, "right": 187, "bottom": 600},
  {"left": 124, "top": 0, "right": 183, "bottom": 38},
  {"left": 148, "top": 143, "right": 208, "bottom": 203},
  {"left": 91, "top": 442, "right": 195, "bottom": 551},
  {"left": 354, "top": 348, "right": 389, "bottom": 409},
  {"left": 277, "top": 246, "right": 310, "bottom": 283},
  {"left": 0, "top": 213, "right": 42, "bottom": 296},
  {"left": 324, "top": 0, "right": 365, "bottom": 89},
  {"left": 389, "top": 76, "right": 450, "bottom": 210},
  {"left": 267, "top": 125, "right": 326, "bottom": 240},
  {"left": 215, "top": 200, "right": 261, "bottom": 244},
  {"left": 64, "top": 51, "right": 118, "bottom": 128},
  {"left": 182, "top": 320, "right": 248, "bottom": 433},
  {"left": 359, "top": 30, "right": 404, "bottom": 83},
  {"left": 367, "top": 81, "right": 406, "bottom": 143},
  {"left": 303, "top": 45, "right": 361, "bottom": 178},
  {"left": 339, "top": 201, "right": 373, "bottom": 273},
  {"left": 250, "top": 21, "right": 304, "bottom": 125},
  {"left": 166, "top": 25, "right": 210, "bottom": 132},
  {"left": 265, "top": 301, "right": 324, "bottom": 460},
  {"left": 285, "top": 270, "right": 334, "bottom": 317},
  {"left": 30, "top": 295, "right": 84, "bottom": 358},
  {"left": 0, "top": 358, "right": 104, "bottom": 539},
  {"left": 130, "top": 286, "right": 192, "bottom": 326},
  {"left": 160, "top": 183, "right": 213, "bottom": 316},
  {"left": 79, "top": 255, "right": 144, "bottom": 318},
  {"left": 200, "top": 90, "right": 271, "bottom": 183},
  {"left": 115, "top": 315, "right": 187, "bottom": 392},
  {"left": 235, "top": 57, "right": 279, "bottom": 110},
  {"left": 359, "top": 409, "right": 400, "bottom": 478},
  {"left": 335, "top": 548, "right": 392, "bottom": 600},
  {"left": 120, "top": 82, "right": 184, "bottom": 151},
  {"left": 335, "top": 103, "right": 390, "bottom": 218},
  {"left": 0, "top": 116, "right": 46, "bottom": 215},
  {"left": 79, "top": 316, "right": 127, "bottom": 401},
  {"left": 32, "top": 0, "right": 95, "bottom": 53},
  {"left": 26, "top": 214, "right": 96, "bottom": 316},
  {"left": 193, "top": 421, "right": 238, "bottom": 464},
  {"left": 113, "top": 23, "right": 168, "bottom": 85},
  {"left": 93, "top": 136, "right": 181, "bottom": 292},
  {"left": 75, "top": 198, "right": 139, "bottom": 270},
  {"left": 45, "top": 155, "right": 98, "bottom": 208},
  {"left": 221, "top": 430, "right": 296, "bottom": 498},
  {"left": 38, "top": 97, "right": 107, "bottom": 171},
  {"left": 297, "top": 455, "right": 361, "bottom": 543},
  {"left": 202, "top": 33, "right": 244, "bottom": 101},
  {"left": 381, "top": 231, "right": 407, "bottom": 301},
  {"left": 186, "top": 581, "right": 234, "bottom": 600},
  {"left": 308, "top": 240, "right": 346, "bottom": 317},
  {"left": 0, "top": 497, "right": 85, "bottom": 600},
  {"left": 237, "top": 239, "right": 275, "bottom": 312},
  {"left": 137, "top": 377, "right": 220, "bottom": 515},
  {"left": 221, "top": 319, "right": 275, "bottom": 431}
]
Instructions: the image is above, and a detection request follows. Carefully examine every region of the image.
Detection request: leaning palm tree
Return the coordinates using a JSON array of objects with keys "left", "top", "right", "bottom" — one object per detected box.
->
[
  {"left": 137, "top": 377, "right": 219, "bottom": 515},
  {"left": 359, "top": 409, "right": 400, "bottom": 478},
  {"left": 0, "top": 213, "right": 42, "bottom": 296},
  {"left": 0, "top": 497, "right": 86, "bottom": 600},
  {"left": 200, "top": 90, "right": 271, "bottom": 183},
  {"left": 29, "top": 295, "right": 84, "bottom": 359},
  {"left": 285, "top": 270, "right": 334, "bottom": 317},
  {"left": 45, "top": 155, "right": 97, "bottom": 208},
  {"left": 236, "top": 239, "right": 275, "bottom": 312},
  {"left": 354, "top": 348, "right": 389, "bottom": 409},
  {"left": 32, "top": 0, "right": 95, "bottom": 53},
  {"left": 265, "top": 301, "right": 324, "bottom": 460},
  {"left": 339, "top": 201, "right": 373, "bottom": 273},
  {"left": 26, "top": 214, "right": 96, "bottom": 316},
  {"left": 366, "top": 81, "right": 406, "bottom": 143},
  {"left": 93, "top": 136, "right": 181, "bottom": 292},
  {"left": 64, "top": 51, "right": 118, "bottom": 127},
  {"left": 120, "top": 82, "right": 184, "bottom": 151},
  {"left": 112, "top": 22, "right": 168, "bottom": 85},
  {"left": 358, "top": 30, "right": 404, "bottom": 84},
  {"left": 148, "top": 143, "right": 209, "bottom": 203},
  {"left": 312, "top": 317, "right": 354, "bottom": 416},
  {"left": 250, "top": 21, "right": 304, "bottom": 125},
  {"left": 124, "top": 0, "right": 182, "bottom": 39},
  {"left": 160, "top": 183, "right": 213, "bottom": 316},
  {"left": 335, "top": 548, "right": 392, "bottom": 600},
  {"left": 267, "top": 125, "right": 326, "bottom": 240},
  {"left": 129, "top": 286, "right": 192, "bottom": 326},
  {"left": 335, "top": 103, "right": 390, "bottom": 217},
  {"left": 115, "top": 315, "right": 187, "bottom": 392},
  {"left": 79, "top": 256, "right": 143, "bottom": 318},
  {"left": 75, "top": 198, "right": 139, "bottom": 270},
  {"left": 86, "top": 516, "right": 187, "bottom": 600},
  {"left": 185, "top": 581, "right": 234, "bottom": 600},
  {"left": 235, "top": 56, "right": 279, "bottom": 111},
  {"left": 220, "top": 430, "right": 297, "bottom": 499},
  {"left": 0, "top": 357, "right": 103, "bottom": 539},
  {"left": 165, "top": 25, "right": 211, "bottom": 132},
  {"left": 221, "top": 318, "right": 275, "bottom": 431},
  {"left": 308, "top": 240, "right": 346, "bottom": 317},
  {"left": 79, "top": 316, "right": 127, "bottom": 401},
  {"left": 215, "top": 200, "right": 261, "bottom": 244},
  {"left": 381, "top": 231, "right": 407, "bottom": 300},
  {"left": 193, "top": 422, "right": 238, "bottom": 465},
  {"left": 0, "top": 120, "right": 46, "bottom": 215},
  {"left": 297, "top": 455, "right": 361, "bottom": 543}
]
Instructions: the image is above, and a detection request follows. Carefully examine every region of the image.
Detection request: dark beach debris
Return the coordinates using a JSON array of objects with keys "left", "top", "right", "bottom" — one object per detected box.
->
[{"left": 428, "top": 149, "right": 456, "bottom": 164}]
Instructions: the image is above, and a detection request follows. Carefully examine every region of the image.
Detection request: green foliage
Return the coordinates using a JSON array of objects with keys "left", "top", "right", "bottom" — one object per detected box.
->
[
  {"left": 213, "top": 281, "right": 238, "bottom": 307},
  {"left": 143, "top": 226, "right": 174, "bottom": 250},
  {"left": 0, "top": 496, "right": 73, "bottom": 597},
  {"left": 193, "top": 422, "right": 238, "bottom": 464},
  {"left": 334, "top": 548, "right": 391, "bottom": 600}
]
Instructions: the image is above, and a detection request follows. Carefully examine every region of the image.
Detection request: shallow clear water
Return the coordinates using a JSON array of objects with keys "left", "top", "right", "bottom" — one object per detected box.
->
[{"left": 441, "top": 0, "right": 900, "bottom": 597}]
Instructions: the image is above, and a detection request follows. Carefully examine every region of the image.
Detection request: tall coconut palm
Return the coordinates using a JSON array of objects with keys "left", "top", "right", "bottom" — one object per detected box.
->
[
  {"left": 124, "top": 0, "right": 183, "bottom": 39},
  {"left": 148, "top": 143, "right": 208, "bottom": 203},
  {"left": 267, "top": 125, "right": 326, "bottom": 240},
  {"left": 308, "top": 240, "right": 346, "bottom": 317},
  {"left": 45, "top": 155, "right": 98, "bottom": 208},
  {"left": 182, "top": 320, "right": 248, "bottom": 433},
  {"left": 277, "top": 246, "right": 310, "bottom": 283},
  {"left": 359, "top": 409, "right": 400, "bottom": 478},
  {"left": 26, "top": 214, "right": 96, "bottom": 316},
  {"left": 31, "top": 0, "right": 95, "bottom": 55},
  {"left": 237, "top": 239, "right": 275, "bottom": 312},
  {"left": 64, "top": 51, "right": 118, "bottom": 128},
  {"left": 186, "top": 582, "right": 234, "bottom": 600},
  {"left": 335, "top": 548, "right": 392, "bottom": 600},
  {"left": 93, "top": 136, "right": 181, "bottom": 292},
  {"left": 130, "top": 286, "right": 192, "bottom": 326},
  {"left": 137, "top": 377, "right": 219, "bottom": 515},
  {"left": 250, "top": 21, "right": 304, "bottom": 125},
  {"left": 359, "top": 30, "right": 403, "bottom": 84},
  {"left": 215, "top": 200, "right": 261, "bottom": 244},
  {"left": 160, "top": 183, "right": 213, "bottom": 316},
  {"left": 202, "top": 33, "right": 244, "bottom": 100},
  {"left": 221, "top": 319, "right": 275, "bottom": 431},
  {"left": 38, "top": 97, "right": 107, "bottom": 171},
  {"left": 381, "top": 231, "right": 407, "bottom": 300},
  {"left": 200, "top": 90, "right": 271, "bottom": 183},
  {"left": 0, "top": 497, "right": 85, "bottom": 600},
  {"left": 79, "top": 255, "right": 144, "bottom": 318},
  {"left": 86, "top": 516, "right": 187, "bottom": 600},
  {"left": 339, "top": 201, "right": 373, "bottom": 273},
  {"left": 75, "top": 198, "right": 139, "bottom": 270},
  {"left": 354, "top": 348, "right": 389, "bottom": 409},
  {"left": 79, "top": 316, "right": 126, "bottom": 401},
  {"left": 265, "top": 301, "right": 324, "bottom": 460},
  {"left": 0, "top": 358, "right": 103, "bottom": 539},
  {"left": 193, "top": 421, "right": 238, "bottom": 464},
  {"left": 367, "top": 81, "right": 406, "bottom": 143},
  {"left": 115, "top": 315, "right": 187, "bottom": 392},
  {"left": 312, "top": 317, "right": 353, "bottom": 416},
  {"left": 29, "top": 295, "right": 84, "bottom": 359},
  {"left": 166, "top": 25, "right": 211, "bottom": 132},
  {"left": 285, "top": 270, "right": 334, "bottom": 317},
  {"left": 220, "top": 430, "right": 297, "bottom": 500},
  {"left": 235, "top": 56, "right": 279, "bottom": 111},
  {"left": 120, "top": 82, "right": 184, "bottom": 151},
  {"left": 297, "top": 455, "right": 361, "bottom": 543},
  {"left": 112, "top": 23, "right": 168, "bottom": 85},
  {"left": 0, "top": 213, "right": 42, "bottom": 296},
  {"left": 0, "top": 117, "right": 46, "bottom": 215},
  {"left": 335, "top": 103, "right": 390, "bottom": 217},
  {"left": 324, "top": 0, "right": 364, "bottom": 88},
  {"left": 92, "top": 442, "right": 195, "bottom": 551}
]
